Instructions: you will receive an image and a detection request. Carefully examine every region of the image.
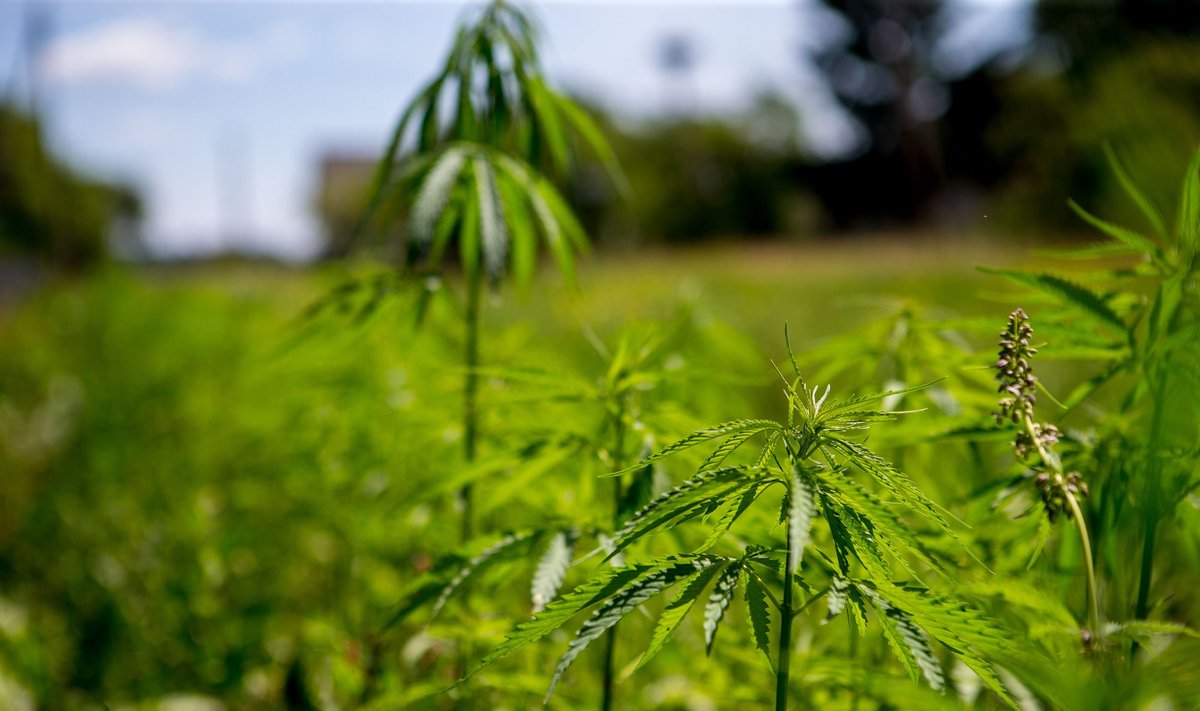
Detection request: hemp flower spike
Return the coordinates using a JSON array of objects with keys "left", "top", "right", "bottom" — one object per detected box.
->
[
  {"left": 993, "top": 308, "right": 1088, "bottom": 521},
  {"left": 994, "top": 309, "right": 1060, "bottom": 460},
  {"left": 994, "top": 308, "right": 1038, "bottom": 423}
]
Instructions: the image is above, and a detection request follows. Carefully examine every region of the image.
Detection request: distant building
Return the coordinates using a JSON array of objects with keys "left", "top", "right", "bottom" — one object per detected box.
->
[{"left": 314, "top": 150, "right": 385, "bottom": 259}]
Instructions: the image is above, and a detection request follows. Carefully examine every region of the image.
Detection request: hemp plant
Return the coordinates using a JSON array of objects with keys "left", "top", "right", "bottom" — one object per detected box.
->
[
  {"left": 981, "top": 145, "right": 1200, "bottom": 639},
  {"left": 457, "top": 333, "right": 1019, "bottom": 709},
  {"left": 993, "top": 308, "right": 1098, "bottom": 632},
  {"left": 381, "top": 320, "right": 744, "bottom": 709},
  {"left": 358, "top": 0, "right": 624, "bottom": 543}
]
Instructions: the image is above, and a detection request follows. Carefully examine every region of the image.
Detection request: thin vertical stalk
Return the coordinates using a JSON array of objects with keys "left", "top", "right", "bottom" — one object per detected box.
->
[
  {"left": 460, "top": 266, "right": 483, "bottom": 544},
  {"left": 1064, "top": 490, "right": 1100, "bottom": 631},
  {"left": 601, "top": 398, "right": 626, "bottom": 711},
  {"left": 1135, "top": 373, "right": 1169, "bottom": 622},
  {"left": 775, "top": 557, "right": 795, "bottom": 711},
  {"left": 1024, "top": 417, "right": 1099, "bottom": 630}
]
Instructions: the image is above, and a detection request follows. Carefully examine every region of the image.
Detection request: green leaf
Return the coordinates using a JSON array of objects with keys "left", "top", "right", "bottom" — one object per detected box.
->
[
  {"left": 526, "top": 77, "right": 571, "bottom": 174},
  {"left": 495, "top": 170, "right": 537, "bottom": 288},
  {"left": 744, "top": 573, "right": 773, "bottom": 667},
  {"left": 699, "top": 481, "right": 767, "bottom": 552},
  {"left": 531, "top": 529, "right": 577, "bottom": 614},
  {"left": 978, "top": 268, "right": 1128, "bottom": 340},
  {"left": 1068, "top": 199, "right": 1163, "bottom": 264},
  {"left": 817, "top": 469, "right": 942, "bottom": 574},
  {"left": 549, "top": 88, "right": 631, "bottom": 196},
  {"left": 787, "top": 466, "right": 818, "bottom": 576},
  {"left": 410, "top": 146, "right": 467, "bottom": 247},
  {"left": 823, "top": 576, "right": 849, "bottom": 625},
  {"left": 637, "top": 560, "right": 725, "bottom": 670},
  {"left": 1102, "top": 620, "right": 1200, "bottom": 643},
  {"left": 357, "top": 80, "right": 439, "bottom": 241},
  {"left": 608, "top": 420, "right": 782, "bottom": 476},
  {"left": 472, "top": 156, "right": 508, "bottom": 281},
  {"left": 824, "top": 438, "right": 953, "bottom": 535},
  {"left": 697, "top": 426, "right": 767, "bottom": 472},
  {"left": 866, "top": 582, "right": 1017, "bottom": 708},
  {"left": 545, "top": 557, "right": 718, "bottom": 703},
  {"left": 618, "top": 461, "right": 657, "bottom": 523},
  {"left": 430, "top": 530, "right": 541, "bottom": 622},
  {"left": 703, "top": 562, "right": 743, "bottom": 655},
  {"left": 461, "top": 563, "right": 653, "bottom": 682},
  {"left": 1104, "top": 144, "right": 1167, "bottom": 239},
  {"left": 609, "top": 467, "right": 755, "bottom": 560},
  {"left": 1177, "top": 144, "right": 1200, "bottom": 257},
  {"left": 458, "top": 180, "right": 481, "bottom": 278}
]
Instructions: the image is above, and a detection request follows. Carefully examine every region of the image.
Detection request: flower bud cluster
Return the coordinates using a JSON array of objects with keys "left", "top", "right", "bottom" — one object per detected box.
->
[
  {"left": 994, "top": 308, "right": 1038, "bottom": 425},
  {"left": 1013, "top": 422, "right": 1060, "bottom": 459},
  {"left": 994, "top": 308, "right": 1090, "bottom": 520},
  {"left": 1034, "top": 471, "right": 1090, "bottom": 522}
]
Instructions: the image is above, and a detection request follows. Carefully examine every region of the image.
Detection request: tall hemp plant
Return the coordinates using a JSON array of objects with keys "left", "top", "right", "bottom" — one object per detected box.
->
[
  {"left": 360, "top": 0, "right": 625, "bottom": 543},
  {"left": 458, "top": 332, "right": 1021, "bottom": 709},
  {"left": 981, "top": 145, "right": 1200, "bottom": 654}
]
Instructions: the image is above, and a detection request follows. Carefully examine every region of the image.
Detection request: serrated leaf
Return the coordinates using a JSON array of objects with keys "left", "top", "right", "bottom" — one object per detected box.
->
[
  {"left": 824, "top": 438, "right": 954, "bottom": 535},
  {"left": 1068, "top": 199, "right": 1163, "bottom": 263},
  {"left": 818, "top": 469, "right": 942, "bottom": 574},
  {"left": 703, "top": 562, "right": 743, "bottom": 655},
  {"left": 699, "top": 481, "right": 766, "bottom": 552},
  {"left": 410, "top": 146, "right": 467, "bottom": 247},
  {"left": 461, "top": 563, "right": 654, "bottom": 682},
  {"left": 979, "top": 268, "right": 1128, "bottom": 339},
  {"left": 531, "top": 529, "right": 577, "bottom": 613},
  {"left": 865, "top": 582, "right": 1017, "bottom": 708},
  {"left": 430, "top": 530, "right": 540, "bottom": 622},
  {"left": 472, "top": 156, "right": 508, "bottom": 280},
  {"left": 824, "top": 576, "right": 849, "bottom": 624},
  {"left": 744, "top": 573, "right": 773, "bottom": 667},
  {"left": 697, "top": 427, "right": 764, "bottom": 471},
  {"left": 545, "top": 557, "right": 718, "bottom": 702},
  {"left": 609, "top": 467, "right": 755, "bottom": 560},
  {"left": 638, "top": 560, "right": 725, "bottom": 669},
  {"left": 787, "top": 467, "right": 817, "bottom": 576},
  {"left": 861, "top": 585, "right": 945, "bottom": 691},
  {"left": 608, "top": 420, "right": 782, "bottom": 476}
]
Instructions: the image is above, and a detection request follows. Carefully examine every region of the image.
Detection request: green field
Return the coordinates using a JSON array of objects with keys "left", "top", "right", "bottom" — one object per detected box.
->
[{"left": 2, "top": 236, "right": 1198, "bottom": 710}]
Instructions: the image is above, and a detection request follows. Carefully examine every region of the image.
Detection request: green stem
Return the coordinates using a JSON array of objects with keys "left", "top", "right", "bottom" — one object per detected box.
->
[
  {"left": 601, "top": 398, "right": 626, "bottom": 711},
  {"left": 1023, "top": 417, "right": 1099, "bottom": 630},
  {"left": 1135, "top": 373, "right": 1169, "bottom": 619},
  {"left": 460, "top": 266, "right": 483, "bottom": 544},
  {"left": 1064, "top": 490, "right": 1100, "bottom": 631},
  {"left": 775, "top": 553, "right": 795, "bottom": 711}
]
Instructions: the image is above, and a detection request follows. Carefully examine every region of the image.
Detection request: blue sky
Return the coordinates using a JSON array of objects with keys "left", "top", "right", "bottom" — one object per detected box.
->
[{"left": 0, "top": 0, "right": 1029, "bottom": 260}]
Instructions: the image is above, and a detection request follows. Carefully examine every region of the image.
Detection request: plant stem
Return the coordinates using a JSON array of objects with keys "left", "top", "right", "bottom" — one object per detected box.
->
[
  {"left": 1064, "top": 490, "right": 1100, "bottom": 631},
  {"left": 460, "top": 266, "right": 483, "bottom": 544},
  {"left": 1135, "top": 373, "right": 1169, "bottom": 623},
  {"left": 775, "top": 551, "right": 795, "bottom": 711},
  {"left": 601, "top": 398, "right": 626, "bottom": 711},
  {"left": 1024, "top": 417, "right": 1099, "bottom": 630}
]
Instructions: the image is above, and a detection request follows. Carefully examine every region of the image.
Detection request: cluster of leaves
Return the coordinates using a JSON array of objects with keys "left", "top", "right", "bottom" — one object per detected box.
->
[
  {"left": 457, "top": 338, "right": 1021, "bottom": 707},
  {"left": 358, "top": 0, "right": 623, "bottom": 287}
]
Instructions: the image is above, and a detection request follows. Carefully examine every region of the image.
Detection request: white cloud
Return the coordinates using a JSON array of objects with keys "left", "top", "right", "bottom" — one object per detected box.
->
[{"left": 39, "top": 16, "right": 308, "bottom": 91}]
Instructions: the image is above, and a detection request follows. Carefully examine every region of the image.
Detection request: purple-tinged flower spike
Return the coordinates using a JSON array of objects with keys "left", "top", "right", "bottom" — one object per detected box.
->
[
  {"left": 993, "top": 308, "right": 1090, "bottom": 521},
  {"left": 994, "top": 308, "right": 1039, "bottom": 425}
]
